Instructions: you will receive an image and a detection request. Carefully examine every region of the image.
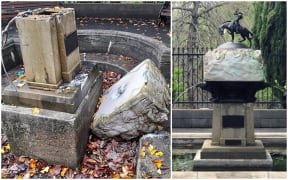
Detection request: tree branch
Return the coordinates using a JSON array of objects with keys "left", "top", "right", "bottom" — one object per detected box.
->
[{"left": 198, "top": 2, "right": 228, "bottom": 17}]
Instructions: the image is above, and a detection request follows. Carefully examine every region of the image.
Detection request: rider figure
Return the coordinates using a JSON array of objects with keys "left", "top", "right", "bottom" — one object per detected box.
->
[{"left": 234, "top": 9, "right": 243, "bottom": 33}]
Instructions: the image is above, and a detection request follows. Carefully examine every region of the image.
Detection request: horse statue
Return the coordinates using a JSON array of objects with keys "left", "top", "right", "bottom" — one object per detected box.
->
[{"left": 219, "top": 21, "right": 253, "bottom": 48}]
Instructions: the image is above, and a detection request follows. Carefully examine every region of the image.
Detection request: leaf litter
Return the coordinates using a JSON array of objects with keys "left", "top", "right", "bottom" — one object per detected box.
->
[{"left": 1, "top": 71, "right": 140, "bottom": 179}]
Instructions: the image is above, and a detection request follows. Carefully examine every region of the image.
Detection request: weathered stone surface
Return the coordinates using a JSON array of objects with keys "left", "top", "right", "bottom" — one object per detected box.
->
[
  {"left": 204, "top": 48, "right": 264, "bottom": 81},
  {"left": 77, "top": 29, "right": 171, "bottom": 82},
  {"left": 1, "top": 66, "right": 102, "bottom": 168},
  {"left": 136, "top": 132, "right": 170, "bottom": 178},
  {"left": 92, "top": 59, "right": 170, "bottom": 140},
  {"left": 2, "top": 62, "right": 100, "bottom": 113},
  {"left": 193, "top": 140, "right": 273, "bottom": 171}
]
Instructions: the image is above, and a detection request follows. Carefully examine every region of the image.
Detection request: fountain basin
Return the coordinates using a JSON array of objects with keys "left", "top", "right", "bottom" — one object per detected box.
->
[{"left": 197, "top": 81, "right": 269, "bottom": 103}]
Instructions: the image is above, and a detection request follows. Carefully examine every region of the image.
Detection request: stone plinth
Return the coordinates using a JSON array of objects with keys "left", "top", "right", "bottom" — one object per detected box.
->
[
  {"left": 92, "top": 59, "right": 170, "bottom": 140},
  {"left": 2, "top": 62, "right": 100, "bottom": 113},
  {"left": 193, "top": 140, "right": 273, "bottom": 171},
  {"left": 212, "top": 103, "right": 255, "bottom": 146},
  {"left": 1, "top": 63, "right": 102, "bottom": 168}
]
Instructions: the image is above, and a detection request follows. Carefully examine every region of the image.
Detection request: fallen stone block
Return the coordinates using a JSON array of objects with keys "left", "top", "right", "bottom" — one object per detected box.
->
[{"left": 92, "top": 59, "right": 170, "bottom": 140}]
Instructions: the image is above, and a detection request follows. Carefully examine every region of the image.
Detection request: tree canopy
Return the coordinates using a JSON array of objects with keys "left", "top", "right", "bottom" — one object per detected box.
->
[
  {"left": 252, "top": 1, "right": 286, "bottom": 93},
  {"left": 172, "top": 1, "right": 254, "bottom": 48}
]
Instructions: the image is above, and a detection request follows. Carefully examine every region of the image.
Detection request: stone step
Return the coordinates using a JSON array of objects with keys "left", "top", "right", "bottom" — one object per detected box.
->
[{"left": 172, "top": 128, "right": 287, "bottom": 149}]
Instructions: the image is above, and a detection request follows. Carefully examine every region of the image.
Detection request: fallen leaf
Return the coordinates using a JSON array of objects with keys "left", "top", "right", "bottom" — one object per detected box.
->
[
  {"left": 49, "top": 165, "right": 61, "bottom": 176},
  {"left": 29, "top": 159, "right": 38, "bottom": 169},
  {"left": 16, "top": 175, "right": 23, "bottom": 179},
  {"left": 1, "top": 149, "right": 5, "bottom": 154},
  {"left": 16, "top": 82, "right": 25, "bottom": 88},
  {"left": 155, "top": 151, "right": 164, "bottom": 157},
  {"left": 29, "top": 169, "right": 36, "bottom": 177},
  {"left": 40, "top": 166, "right": 49, "bottom": 174},
  {"left": 122, "top": 166, "right": 128, "bottom": 176},
  {"left": 61, "top": 167, "right": 68, "bottom": 177},
  {"left": 32, "top": 108, "right": 40, "bottom": 114},
  {"left": 112, "top": 172, "right": 120, "bottom": 179},
  {"left": 148, "top": 144, "right": 156, "bottom": 155},
  {"left": 139, "top": 147, "right": 146, "bottom": 158},
  {"left": 5, "top": 144, "right": 10, "bottom": 151},
  {"left": 85, "top": 158, "right": 97, "bottom": 164},
  {"left": 142, "top": 141, "right": 150, "bottom": 147},
  {"left": 157, "top": 168, "right": 162, "bottom": 174},
  {"left": 152, "top": 159, "right": 163, "bottom": 169},
  {"left": 18, "top": 75, "right": 26, "bottom": 79},
  {"left": 142, "top": 172, "right": 152, "bottom": 179},
  {"left": 22, "top": 173, "right": 30, "bottom": 179}
]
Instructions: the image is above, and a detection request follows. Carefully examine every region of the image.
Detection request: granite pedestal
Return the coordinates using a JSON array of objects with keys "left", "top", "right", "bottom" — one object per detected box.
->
[{"left": 194, "top": 43, "right": 273, "bottom": 171}]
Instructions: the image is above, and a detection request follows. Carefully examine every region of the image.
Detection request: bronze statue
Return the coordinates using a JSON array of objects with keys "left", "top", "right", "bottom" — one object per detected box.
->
[{"left": 219, "top": 10, "right": 253, "bottom": 47}]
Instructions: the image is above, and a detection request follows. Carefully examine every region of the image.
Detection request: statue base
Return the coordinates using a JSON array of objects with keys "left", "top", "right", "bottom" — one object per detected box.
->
[{"left": 193, "top": 140, "right": 273, "bottom": 171}]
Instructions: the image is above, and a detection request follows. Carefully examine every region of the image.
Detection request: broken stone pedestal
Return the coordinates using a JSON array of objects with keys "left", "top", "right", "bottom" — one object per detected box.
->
[
  {"left": 92, "top": 59, "right": 170, "bottom": 140},
  {"left": 1, "top": 62, "right": 102, "bottom": 168},
  {"left": 15, "top": 7, "right": 81, "bottom": 88}
]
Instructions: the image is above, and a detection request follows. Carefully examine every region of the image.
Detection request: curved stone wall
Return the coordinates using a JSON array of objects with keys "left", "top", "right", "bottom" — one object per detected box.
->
[{"left": 77, "top": 29, "right": 170, "bottom": 82}]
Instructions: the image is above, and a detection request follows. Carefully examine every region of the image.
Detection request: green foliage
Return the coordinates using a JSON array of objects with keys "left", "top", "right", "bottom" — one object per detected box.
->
[
  {"left": 252, "top": 2, "right": 286, "bottom": 100},
  {"left": 172, "top": 68, "right": 185, "bottom": 101}
]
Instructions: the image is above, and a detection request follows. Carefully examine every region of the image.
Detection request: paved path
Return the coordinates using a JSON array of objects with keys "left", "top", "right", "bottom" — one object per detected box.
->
[{"left": 172, "top": 171, "right": 287, "bottom": 179}]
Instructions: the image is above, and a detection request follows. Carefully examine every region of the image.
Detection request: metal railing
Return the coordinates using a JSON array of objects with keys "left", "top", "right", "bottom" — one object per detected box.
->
[{"left": 172, "top": 47, "right": 286, "bottom": 109}]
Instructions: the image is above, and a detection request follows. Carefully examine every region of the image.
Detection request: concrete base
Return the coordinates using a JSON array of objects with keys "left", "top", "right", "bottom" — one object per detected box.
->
[
  {"left": 1, "top": 63, "right": 102, "bottom": 168},
  {"left": 2, "top": 61, "right": 100, "bottom": 113},
  {"left": 193, "top": 140, "right": 273, "bottom": 171}
]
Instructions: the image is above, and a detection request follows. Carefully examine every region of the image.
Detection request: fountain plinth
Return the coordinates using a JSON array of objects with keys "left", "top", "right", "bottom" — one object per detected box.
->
[
  {"left": 194, "top": 42, "right": 273, "bottom": 171},
  {"left": 2, "top": 8, "right": 102, "bottom": 168},
  {"left": 15, "top": 7, "right": 81, "bottom": 89}
]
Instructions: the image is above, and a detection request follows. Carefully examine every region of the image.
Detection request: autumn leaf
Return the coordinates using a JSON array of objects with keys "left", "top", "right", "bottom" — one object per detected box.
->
[
  {"left": 142, "top": 172, "right": 152, "bottom": 179},
  {"left": 142, "top": 141, "right": 150, "bottom": 147},
  {"left": 29, "top": 169, "right": 36, "bottom": 177},
  {"left": 1, "top": 149, "right": 5, "bottom": 154},
  {"left": 85, "top": 158, "right": 97, "bottom": 164},
  {"left": 29, "top": 159, "right": 38, "bottom": 169},
  {"left": 49, "top": 165, "right": 61, "bottom": 176},
  {"left": 112, "top": 172, "right": 120, "bottom": 179},
  {"left": 60, "top": 167, "right": 68, "bottom": 177},
  {"left": 155, "top": 151, "right": 164, "bottom": 157},
  {"left": 16, "top": 175, "right": 23, "bottom": 179},
  {"left": 40, "top": 166, "right": 49, "bottom": 174},
  {"left": 4, "top": 144, "right": 10, "bottom": 151},
  {"left": 152, "top": 159, "right": 163, "bottom": 169},
  {"left": 157, "top": 168, "right": 162, "bottom": 174},
  {"left": 139, "top": 147, "right": 146, "bottom": 158},
  {"left": 148, "top": 144, "right": 157, "bottom": 155},
  {"left": 32, "top": 108, "right": 40, "bottom": 114}
]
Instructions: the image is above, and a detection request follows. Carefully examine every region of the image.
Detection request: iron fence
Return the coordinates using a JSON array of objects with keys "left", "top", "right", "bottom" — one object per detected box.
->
[{"left": 172, "top": 47, "right": 286, "bottom": 109}]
